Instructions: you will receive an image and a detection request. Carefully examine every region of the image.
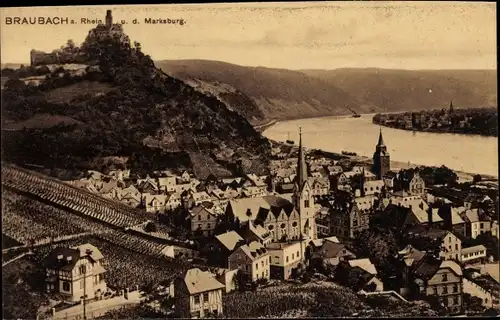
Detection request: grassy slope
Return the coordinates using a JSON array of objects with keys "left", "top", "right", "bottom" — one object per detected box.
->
[{"left": 157, "top": 59, "right": 496, "bottom": 122}]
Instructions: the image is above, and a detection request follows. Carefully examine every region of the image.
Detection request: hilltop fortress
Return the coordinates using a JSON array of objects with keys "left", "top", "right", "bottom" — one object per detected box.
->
[{"left": 30, "top": 10, "right": 130, "bottom": 66}]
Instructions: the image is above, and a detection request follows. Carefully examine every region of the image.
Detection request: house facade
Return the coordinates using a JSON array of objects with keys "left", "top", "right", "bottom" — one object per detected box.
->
[
  {"left": 228, "top": 241, "right": 270, "bottom": 282},
  {"left": 413, "top": 259, "right": 464, "bottom": 314},
  {"left": 267, "top": 241, "right": 304, "bottom": 280},
  {"left": 174, "top": 268, "right": 225, "bottom": 318},
  {"left": 43, "top": 244, "right": 107, "bottom": 302}
]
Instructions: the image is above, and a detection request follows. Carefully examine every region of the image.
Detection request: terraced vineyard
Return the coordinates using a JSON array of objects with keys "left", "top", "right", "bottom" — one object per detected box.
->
[
  {"left": 2, "top": 190, "right": 109, "bottom": 245},
  {"left": 2, "top": 164, "right": 155, "bottom": 228},
  {"left": 32, "top": 235, "right": 188, "bottom": 290}
]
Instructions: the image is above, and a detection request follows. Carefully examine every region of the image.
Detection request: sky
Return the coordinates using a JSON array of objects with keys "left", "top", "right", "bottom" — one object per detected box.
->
[{"left": 0, "top": 2, "right": 496, "bottom": 70}]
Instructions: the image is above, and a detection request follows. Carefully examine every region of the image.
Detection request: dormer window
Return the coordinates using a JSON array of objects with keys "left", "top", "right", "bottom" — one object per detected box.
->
[{"left": 442, "top": 273, "right": 448, "bottom": 281}]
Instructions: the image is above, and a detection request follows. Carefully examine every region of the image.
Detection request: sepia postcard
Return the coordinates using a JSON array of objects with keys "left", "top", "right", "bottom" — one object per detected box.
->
[{"left": 1, "top": 2, "right": 498, "bottom": 319}]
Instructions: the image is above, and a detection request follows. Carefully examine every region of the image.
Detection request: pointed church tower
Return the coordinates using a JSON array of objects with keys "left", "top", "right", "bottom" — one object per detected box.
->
[
  {"left": 373, "top": 127, "right": 390, "bottom": 180},
  {"left": 292, "top": 127, "right": 317, "bottom": 240},
  {"left": 449, "top": 100, "right": 454, "bottom": 113}
]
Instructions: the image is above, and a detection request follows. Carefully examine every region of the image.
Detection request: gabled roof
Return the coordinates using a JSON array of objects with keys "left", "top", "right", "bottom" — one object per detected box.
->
[
  {"left": 215, "top": 231, "right": 244, "bottom": 251},
  {"left": 178, "top": 268, "right": 225, "bottom": 295},
  {"left": 72, "top": 243, "right": 104, "bottom": 261},
  {"left": 413, "top": 254, "right": 442, "bottom": 281},
  {"left": 235, "top": 241, "right": 268, "bottom": 261},
  {"left": 314, "top": 241, "right": 353, "bottom": 259},
  {"left": 348, "top": 258, "right": 377, "bottom": 275},
  {"left": 228, "top": 195, "right": 295, "bottom": 223}
]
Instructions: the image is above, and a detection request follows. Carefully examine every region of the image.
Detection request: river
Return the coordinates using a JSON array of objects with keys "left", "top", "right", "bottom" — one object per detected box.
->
[{"left": 262, "top": 114, "right": 498, "bottom": 178}]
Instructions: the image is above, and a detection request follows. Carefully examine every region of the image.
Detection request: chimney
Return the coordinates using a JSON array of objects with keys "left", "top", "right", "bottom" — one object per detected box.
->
[{"left": 427, "top": 204, "right": 433, "bottom": 228}]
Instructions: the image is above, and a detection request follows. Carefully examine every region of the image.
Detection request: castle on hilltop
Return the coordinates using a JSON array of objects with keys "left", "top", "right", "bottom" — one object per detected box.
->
[
  {"left": 30, "top": 10, "right": 129, "bottom": 66},
  {"left": 86, "top": 10, "right": 130, "bottom": 45}
]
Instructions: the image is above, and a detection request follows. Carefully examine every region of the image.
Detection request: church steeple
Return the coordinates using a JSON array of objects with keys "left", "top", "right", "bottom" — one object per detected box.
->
[
  {"left": 449, "top": 100, "right": 454, "bottom": 113},
  {"left": 373, "top": 127, "right": 390, "bottom": 180},
  {"left": 297, "top": 127, "right": 308, "bottom": 189},
  {"left": 377, "top": 127, "right": 385, "bottom": 147}
]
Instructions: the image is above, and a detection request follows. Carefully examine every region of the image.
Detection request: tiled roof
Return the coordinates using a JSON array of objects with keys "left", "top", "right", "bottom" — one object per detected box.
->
[
  {"left": 315, "top": 241, "right": 351, "bottom": 259},
  {"left": 413, "top": 254, "right": 442, "bottom": 281},
  {"left": 228, "top": 195, "right": 295, "bottom": 223},
  {"left": 180, "top": 268, "right": 225, "bottom": 295},
  {"left": 215, "top": 231, "right": 244, "bottom": 251},
  {"left": 238, "top": 241, "right": 268, "bottom": 261},
  {"left": 348, "top": 258, "right": 377, "bottom": 275},
  {"left": 72, "top": 243, "right": 104, "bottom": 261}
]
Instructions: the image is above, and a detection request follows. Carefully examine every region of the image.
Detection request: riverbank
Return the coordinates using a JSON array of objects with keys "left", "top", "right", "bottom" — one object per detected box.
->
[
  {"left": 374, "top": 122, "right": 498, "bottom": 138},
  {"left": 354, "top": 156, "right": 497, "bottom": 183}
]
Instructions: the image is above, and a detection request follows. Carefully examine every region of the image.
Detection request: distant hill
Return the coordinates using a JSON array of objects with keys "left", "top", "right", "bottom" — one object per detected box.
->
[
  {"left": 157, "top": 59, "right": 497, "bottom": 122},
  {"left": 156, "top": 60, "right": 362, "bottom": 122}
]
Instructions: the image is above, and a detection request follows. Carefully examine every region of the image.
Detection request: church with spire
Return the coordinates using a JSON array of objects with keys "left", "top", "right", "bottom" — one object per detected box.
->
[
  {"left": 224, "top": 128, "right": 317, "bottom": 243},
  {"left": 292, "top": 127, "right": 317, "bottom": 240}
]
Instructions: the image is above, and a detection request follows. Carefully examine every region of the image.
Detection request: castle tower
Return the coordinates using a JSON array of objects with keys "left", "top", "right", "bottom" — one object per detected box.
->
[
  {"left": 292, "top": 127, "right": 317, "bottom": 240},
  {"left": 372, "top": 128, "right": 390, "bottom": 180},
  {"left": 105, "top": 10, "right": 113, "bottom": 29}
]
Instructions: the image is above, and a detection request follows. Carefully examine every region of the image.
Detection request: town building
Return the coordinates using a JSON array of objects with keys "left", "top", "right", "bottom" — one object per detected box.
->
[
  {"left": 310, "top": 240, "right": 356, "bottom": 267},
  {"left": 412, "top": 257, "right": 464, "bottom": 314},
  {"left": 43, "top": 244, "right": 107, "bottom": 302},
  {"left": 372, "top": 128, "right": 391, "bottom": 180},
  {"left": 404, "top": 226, "right": 462, "bottom": 262},
  {"left": 189, "top": 204, "right": 218, "bottom": 236},
  {"left": 228, "top": 241, "right": 270, "bottom": 282},
  {"left": 174, "top": 268, "right": 225, "bottom": 318},
  {"left": 267, "top": 241, "right": 304, "bottom": 280},
  {"left": 461, "top": 208, "right": 493, "bottom": 239}
]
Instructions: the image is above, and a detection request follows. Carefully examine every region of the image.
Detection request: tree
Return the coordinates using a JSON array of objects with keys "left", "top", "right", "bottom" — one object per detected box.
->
[
  {"left": 472, "top": 174, "right": 482, "bottom": 184},
  {"left": 463, "top": 293, "right": 484, "bottom": 312},
  {"left": 143, "top": 221, "right": 157, "bottom": 233},
  {"left": 235, "top": 271, "right": 251, "bottom": 291}
]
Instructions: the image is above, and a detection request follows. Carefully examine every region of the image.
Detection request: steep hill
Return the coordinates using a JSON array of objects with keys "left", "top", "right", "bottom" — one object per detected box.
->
[
  {"left": 1, "top": 36, "right": 270, "bottom": 179},
  {"left": 157, "top": 59, "right": 497, "bottom": 122},
  {"left": 157, "top": 60, "right": 362, "bottom": 122}
]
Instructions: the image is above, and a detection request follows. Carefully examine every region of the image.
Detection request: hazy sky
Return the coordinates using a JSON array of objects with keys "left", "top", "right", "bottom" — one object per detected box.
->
[{"left": 0, "top": 2, "right": 496, "bottom": 70}]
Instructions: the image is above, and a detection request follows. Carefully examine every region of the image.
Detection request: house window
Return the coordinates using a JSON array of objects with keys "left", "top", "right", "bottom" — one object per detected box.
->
[
  {"left": 62, "top": 281, "right": 70, "bottom": 292},
  {"left": 204, "top": 308, "right": 210, "bottom": 315},
  {"left": 286, "top": 256, "right": 289, "bottom": 263},
  {"left": 455, "top": 244, "right": 458, "bottom": 250},
  {"left": 292, "top": 253, "right": 294, "bottom": 259},
  {"left": 453, "top": 296, "right": 459, "bottom": 305},
  {"left": 198, "top": 216, "right": 201, "bottom": 221},
  {"left": 480, "top": 223, "right": 484, "bottom": 229},
  {"left": 433, "top": 287, "right": 438, "bottom": 295},
  {"left": 245, "top": 265, "right": 248, "bottom": 271},
  {"left": 261, "top": 261, "right": 264, "bottom": 267},
  {"left": 353, "top": 220, "right": 358, "bottom": 227},
  {"left": 194, "top": 295, "right": 200, "bottom": 304},
  {"left": 79, "top": 265, "right": 86, "bottom": 275},
  {"left": 304, "top": 200, "right": 310, "bottom": 208},
  {"left": 443, "top": 286, "right": 448, "bottom": 294},
  {"left": 255, "top": 263, "right": 258, "bottom": 270},
  {"left": 269, "top": 256, "right": 272, "bottom": 263},
  {"left": 297, "top": 251, "right": 300, "bottom": 257},
  {"left": 207, "top": 223, "right": 211, "bottom": 229},
  {"left": 443, "top": 273, "right": 448, "bottom": 282},
  {"left": 203, "top": 292, "right": 209, "bottom": 302},
  {"left": 453, "top": 284, "right": 458, "bottom": 293}
]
